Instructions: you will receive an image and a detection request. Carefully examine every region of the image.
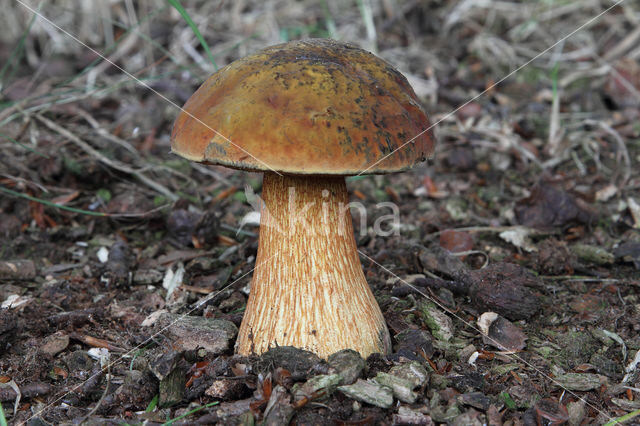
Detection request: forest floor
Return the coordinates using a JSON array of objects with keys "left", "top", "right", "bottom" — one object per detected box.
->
[{"left": 0, "top": 0, "right": 639, "bottom": 424}]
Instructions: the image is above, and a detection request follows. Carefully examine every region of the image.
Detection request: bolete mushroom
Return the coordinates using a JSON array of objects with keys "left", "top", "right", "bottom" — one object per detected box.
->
[{"left": 171, "top": 39, "right": 435, "bottom": 359}]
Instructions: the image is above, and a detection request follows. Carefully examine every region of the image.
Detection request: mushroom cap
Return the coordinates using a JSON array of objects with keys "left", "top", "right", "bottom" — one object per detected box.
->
[{"left": 171, "top": 38, "right": 435, "bottom": 175}]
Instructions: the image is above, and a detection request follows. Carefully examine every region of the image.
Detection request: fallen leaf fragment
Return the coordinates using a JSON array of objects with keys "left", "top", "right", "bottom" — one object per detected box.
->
[
  {"left": 439, "top": 229, "right": 474, "bottom": 256},
  {"left": 478, "top": 312, "right": 527, "bottom": 352},
  {"left": 553, "top": 373, "right": 602, "bottom": 391},
  {"left": 1, "top": 294, "right": 32, "bottom": 309},
  {"left": 162, "top": 263, "right": 185, "bottom": 301},
  {"left": 337, "top": 379, "right": 393, "bottom": 409}
]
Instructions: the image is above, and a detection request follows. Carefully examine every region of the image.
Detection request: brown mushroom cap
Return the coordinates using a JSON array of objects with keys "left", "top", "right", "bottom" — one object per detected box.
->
[{"left": 171, "top": 38, "right": 435, "bottom": 175}]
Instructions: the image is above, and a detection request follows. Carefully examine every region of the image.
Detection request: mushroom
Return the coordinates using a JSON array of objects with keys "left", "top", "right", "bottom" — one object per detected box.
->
[{"left": 171, "top": 39, "right": 435, "bottom": 359}]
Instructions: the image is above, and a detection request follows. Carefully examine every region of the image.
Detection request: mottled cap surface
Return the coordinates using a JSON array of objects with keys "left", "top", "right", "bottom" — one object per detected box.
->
[{"left": 171, "top": 38, "right": 435, "bottom": 175}]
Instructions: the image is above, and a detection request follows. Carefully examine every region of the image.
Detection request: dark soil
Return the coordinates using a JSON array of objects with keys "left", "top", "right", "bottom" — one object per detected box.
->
[{"left": 1, "top": 1, "right": 639, "bottom": 425}]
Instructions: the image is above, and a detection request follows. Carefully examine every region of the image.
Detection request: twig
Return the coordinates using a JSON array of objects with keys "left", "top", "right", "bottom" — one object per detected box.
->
[
  {"left": 69, "top": 333, "right": 125, "bottom": 352},
  {"left": 78, "top": 355, "right": 111, "bottom": 425},
  {"left": 0, "top": 173, "right": 49, "bottom": 193},
  {"left": 71, "top": 106, "right": 141, "bottom": 159},
  {"left": 589, "top": 120, "right": 632, "bottom": 186},
  {"left": 0, "top": 184, "right": 170, "bottom": 218},
  {"left": 603, "top": 25, "right": 640, "bottom": 62},
  {"left": 0, "top": 382, "right": 50, "bottom": 402},
  {"left": 539, "top": 275, "right": 622, "bottom": 283},
  {"left": 86, "top": 29, "right": 139, "bottom": 89},
  {"left": 0, "top": 90, "right": 90, "bottom": 126},
  {"left": 34, "top": 114, "right": 178, "bottom": 201},
  {"left": 426, "top": 225, "right": 552, "bottom": 239}
]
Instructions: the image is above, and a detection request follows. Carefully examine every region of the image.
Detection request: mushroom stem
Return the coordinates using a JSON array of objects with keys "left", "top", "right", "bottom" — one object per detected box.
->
[{"left": 236, "top": 172, "right": 391, "bottom": 359}]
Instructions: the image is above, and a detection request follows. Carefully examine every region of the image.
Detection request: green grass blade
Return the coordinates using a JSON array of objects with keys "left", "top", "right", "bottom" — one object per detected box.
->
[
  {"left": 62, "top": 5, "right": 205, "bottom": 86},
  {"left": 165, "top": 0, "right": 218, "bottom": 70},
  {"left": 603, "top": 409, "right": 640, "bottom": 426},
  {"left": 0, "top": 133, "right": 50, "bottom": 158},
  {"left": 145, "top": 395, "right": 159, "bottom": 413},
  {"left": 0, "top": 186, "right": 107, "bottom": 217},
  {"left": 0, "top": 8, "right": 38, "bottom": 90},
  {"left": 0, "top": 401, "right": 7, "bottom": 426},
  {"left": 163, "top": 401, "right": 219, "bottom": 425},
  {"left": 321, "top": 0, "right": 337, "bottom": 39}
]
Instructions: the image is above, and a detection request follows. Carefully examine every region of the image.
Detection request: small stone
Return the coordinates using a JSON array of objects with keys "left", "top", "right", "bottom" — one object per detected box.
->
[
  {"left": 445, "top": 198, "right": 469, "bottom": 221},
  {"left": 389, "top": 362, "right": 429, "bottom": 388},
  {"left": 567, "top": 400, "right": 586, "bottom": 426},
  {"left": 449, "top": 372, "right": 485, "bottom": 393},
  {"left": 452, "top": 408, "right": 484, "bottom": 426},
  {"left": 157, "top": 313, "right": 237, "bottom": 354},
  {"left": 614, "top": 242, "right": 640, "bottom": 268},
  {"left": 419, "top": 301, "right": 453, "bottom": 342},
  {"left": 133, "top": 269, "right": 163, "bottom": 285},
  {"left": 429, "top": 374, "right": 449, "bottom": 390},
  {"left": 486, "top": 404, "right": 503, "bottom": 425},
  {"left": 328, "top": 349, "right": 365, "bottom": 384},
  {"left": 553, "top": 373, "right": 602, "bottom": 391},
  {"left": 214, "top": 399, "right": 252, "bottom": 420},
  {"left": 374, "top": 372, "right": 418, "bottom": 403},
  {"left": 112, "top": 370, "right": 157, "bottom": 411},
  {"left": 570, "top": 244, "right": 615, "bottom": 265},
  {"left": 590, "top": 328, "right": 615, "bottom": 346},
  {"left": 394, "top": 329, "right": 435, "bottom": 358},
  {"left": 236, "top": 411, "right": 254, "bottom": 426},
  {"left": 150, "top": 351, "right": 181, "bottom": 381},
  {"left": 507, "top": 385, "right": 540, "bottom": 408},
  {"left": 491, "top": 363, "right": 520, "bottom": 376},
  {"left": 256, "top": 346, "right": 322, "bottom": 381},
  {"left": 610, "top": 397, "right": 640, "bottom": 410},
  {"left": 338, "top": 379, "right": 393, "bottom": 409},
  {"left": 292, "top": 374, "right": 342, "bottom": 402},
  {"left": 430, "top": 395, "right": 461, "bottom": 423},
  {"left": 41, "top": 333, "right": 69, "bottom": 356},
  {"left": 458, "top": 392, "right": 491, "bottom": 411},
  {"left": 0, "top": 259, "right": 36, "bottom": 280},
  {"left": 393, "top": 406, "right": 433, "bottom": 425}
]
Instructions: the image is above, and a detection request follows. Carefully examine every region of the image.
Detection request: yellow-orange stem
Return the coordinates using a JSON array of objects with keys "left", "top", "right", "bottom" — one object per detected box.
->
[{"left": 235, "top": 173, "right": 391, "bottom": 359}]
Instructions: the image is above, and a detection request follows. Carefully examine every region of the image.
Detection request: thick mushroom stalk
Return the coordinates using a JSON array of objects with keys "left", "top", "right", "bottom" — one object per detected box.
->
[{"left": 236, "top": 173, "right": 391, "bottom": 359}]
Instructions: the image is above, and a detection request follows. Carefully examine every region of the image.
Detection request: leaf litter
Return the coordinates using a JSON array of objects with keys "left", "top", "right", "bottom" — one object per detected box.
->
[{"left": 0, "top": 0, "right": 639, "bottom": 424}]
